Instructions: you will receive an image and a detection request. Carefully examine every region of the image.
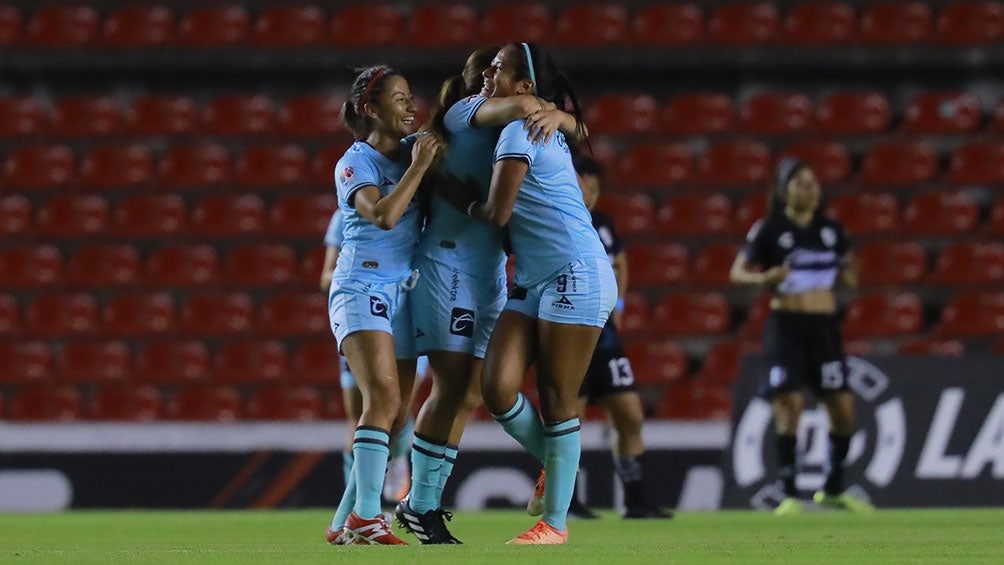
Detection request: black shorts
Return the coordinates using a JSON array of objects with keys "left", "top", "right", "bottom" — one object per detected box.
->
[
  {"left": 761, "top": 311, "right": 849, "bottom": 398},
  {"left": 579, "top": 321, "right": 637, "bottom": 404}
]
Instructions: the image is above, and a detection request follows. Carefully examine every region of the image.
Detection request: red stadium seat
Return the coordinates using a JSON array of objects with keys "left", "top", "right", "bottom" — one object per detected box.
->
[
  {"left": 247, "top": 386, "right": 323, "bottom": 421},
  {"left": 136, "top": 341, "right": 212, "bottom": 385},
  {"left": 948, "top": 142, "right": 1004, "bottom": 184},
  {"left": 89, "top": 386, "right": 163, "bottom": 421},
  {"left": 24, "top": 6, "right": 99, "bottom": 48},
  {"left": 739, "top": 293, "right": 772, "bottom": 337},
  {"left": 858, "top": 142, "right": 938, "bottom": 187},
  {"left": 692, "top": 243, "right": 742, "bottom": 286},
  {"left": 269, "top": 194, "right": 338, "bottom": 237},
  {"left": 1, "top": 145, "right": 76, "bottom": 189},
  {"left": 625, "top": 243, "right": 688, "bottom": 287},
  {"left": 554, "top": 4, "right": 628, "bottom": 47},
  {"left": 157, "top": 144, "right": 231, "bottom": 188},
  {"left": 936, "top": 291, "right": 1004, "bottom": 337},
  {"left": 899, "top": 339, "right": 965, "bottom": 356},
  {"left": 215, "top": 340, "right": 290, "bottom": 384},
  {"left": 903, "top": 91, "right": 981, "bottom": 133},
  {"left": 652, "top": 292, "right": 731, "bottom": 336},
  {"left": 404, "top": 4, "right": 477, "bottom": 47},
  {"left": 0, "top": 245, "right": 62, "bottom": 288},
  {"left": 67, "top": 245, "right": 141, "bottom": 288},
  {"left": 844, "top": 292, "right": 923, "bottom": 338},
  {"left": 655, "top": 194, "right": 734, "bottom": 236},
  {"left": 169, "top": 386, "right": 242, "bottom": 421},
  {"left": 859, "top": 1, "right": 932, "bottom": 44},
  {"left": 224, "top": 244, "right": 297, "bottom": 287},
  {"left": 191, "top": 195, "right": 265, "bottom": 237},
  {"left": 252, "top": 5, "right": 325, "bottom": 47},
  {"left": 203, "top": 94, "right": 275, "bottom": 136},
  {"left": 709, "top": 2, "right": 780, "bottom": 45},
  {"left": 661, "top": 93, "right": 734, "bottom": 135},
  {"left": 935, "top": 0, "right": 1004, "bottom": 44},
  {"left": 25, "top": 293, "right": 99, "bottom": 337},
  {"left": 125, "top": 95, "right": 198, "bottom": 136},
  {"left": 329, "top": 5, "right": 402, "bottom": 47},
  {"left": 55, "top": 341, "right": 131, "bottom": 384},
  {"left": 8, "top": 386, "right": 83, "bottom": 421},
  {"left": 739, "top": 92, "right": 813, "bottom": 135},
  {"left": 0, "top": 6, "right": 22, "bottom": 47},
  {"left": 827, "top": 193, "right": 900, "bottom": 236},
  {"left": 778, "top": 141, "right": 851, "bottom": 185},
  {"left": 292, "top": 339, "right": 341, "bottom": 385},
  {"left": 145, "top": 244, "right": 221, "bottom": 287},
  {"left": 176, "top": 6, "right": 249, "bottom": 48},
  {"left": 594, "top": 193, "right": 655, "bottom": 237},
  {"left": 0, "top": 195, "right": 32, "bottom": 236},
  {"left": 782, "top": 1, "right": 855, "bottom": 45},
  {"left": 0, "top": 294, "right": 18, "bottom": 334},
  {"left": 113, "top": 194, "right": 186, "bottom": 237},
  {"left": 697, "top": 340, "right": 762, "bottom": 388},
  {"left": 103, "top": 6, "right": 174, "bottom": 48},
  {"left": 309, "top": 144, "right": 352, "bottom": 186},
  {"left": 79, "top": 144, "right": 153, "bottom": 189},
  {"left": 815, "top": 91, "right": 892, "bottom": 135},
  {"left": 856, "top": 241, "right": 928, "bottom": 285},
  {"left": 585, "top": 94, "right": 659, "bottom": 136},
  {"left": 735, "top": 194, "right": 768, "bottom": 234},
  {"left": 656, "top": 383, "right": 732, "bottom": 421},
  {"left": 622, "top": 339, "right": 688, "bottom": 385},
  {"left": 0, "top": 96, "right": 46, "bottom": 137},
  {"left": 696, "top": 140, "right": 771, "bottom": 187},
  {"left": 930, "top": 242, "right": 1004, "bottom": 285},
  {"left": 481, "top": 4, "right": 553, "bottom": 44},
  {"left": 326, "top": 389, "right": 348, "bottom": 420},
  {"left": 258, "top": 293, "right": 329, "bottom": 336},
  {"left": 233, "top": 144, "right": 308, "bottom": 188},
  {"left": 50, "top": 95, "right": 121, "bottom": 138},
  {"left": 902, "top": 191, "right": 979, "bottom": 235},
  {"left": 617, "top": 142, "right": 693, "bottom": 187},
  {"left": 632, "top": 3, "right": 704, "bottom": 46},
  {"left": 0, "top": 342, "right": 52, "bottom": 385},
  {"left": 278, "top": 94, "right": 345, "bottom": 137},
  {"left": 36, "top": 195, "right": 109, "bottom": 237},
  {"left": 300, "top": 244, "right": 328, "bottom": 288},
  {"left": 180, "top": 293, "right": 254, "bottom": 336},
  {"left": 990, "top": 197, "right": 1004, "bottom": 235},
  {"left": 619, "top": 292, "right": 651, "bottom": 337},
  {"left": 102, "top": 293, "right": 176, "bottom": 337}
]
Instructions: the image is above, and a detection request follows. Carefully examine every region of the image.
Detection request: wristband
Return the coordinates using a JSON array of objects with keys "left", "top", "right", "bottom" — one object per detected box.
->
[
  {"left": 466, "top": 201, "right": 478, "bottom": 216},
  {"left": 615, "top": 298, "right": 625, "bottom": 312}
]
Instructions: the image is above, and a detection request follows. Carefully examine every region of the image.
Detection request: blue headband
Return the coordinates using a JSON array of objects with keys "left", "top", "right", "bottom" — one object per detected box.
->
[{"left": 521, "top": 42, "right": 538, "bottom": 96}]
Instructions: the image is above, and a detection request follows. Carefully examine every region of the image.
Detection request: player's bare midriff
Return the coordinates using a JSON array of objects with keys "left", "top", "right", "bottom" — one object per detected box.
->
[{"left": 771, "top": 288, "right": 836, "bottom": 314}]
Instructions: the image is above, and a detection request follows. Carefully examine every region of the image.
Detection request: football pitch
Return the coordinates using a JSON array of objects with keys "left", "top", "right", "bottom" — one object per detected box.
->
[{"left": 1, "top": 508, "right": 1002, "bottom": 564}]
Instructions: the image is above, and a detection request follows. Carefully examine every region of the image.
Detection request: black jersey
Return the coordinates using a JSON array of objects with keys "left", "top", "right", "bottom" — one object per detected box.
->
[
  {"left": 591, "top": 210, "right": 623, "bottom": 263},
  {"left": 741, "top": 213, "right": 850, "bottom": 295}
]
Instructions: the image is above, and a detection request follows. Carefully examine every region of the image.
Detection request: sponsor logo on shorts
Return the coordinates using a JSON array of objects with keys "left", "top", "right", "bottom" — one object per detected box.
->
[
  {"left": 449, "top": 271, "right": 460, "bottom": 302},
  {"left": 552, "top": 295, "right": 575, "bottom": 310},
  {"left": 369, "top": 296, "right": 389, "bottom": 319},
  {"left": 416, "top": 328, "right": 425, "bottom": 338},
  {"left": 449, "top": 308, "right": 475, "bottom": 337}
]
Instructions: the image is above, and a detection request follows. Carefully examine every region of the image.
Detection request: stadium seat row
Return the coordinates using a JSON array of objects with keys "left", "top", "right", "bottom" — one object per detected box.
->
[{"left": 1, "top": 2, "right": 1001, "bottom": 49}]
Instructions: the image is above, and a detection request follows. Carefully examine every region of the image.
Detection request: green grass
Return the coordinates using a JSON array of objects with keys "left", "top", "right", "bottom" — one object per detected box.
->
[{"left": 1, "top": 509, "right": 1002, "bottom": 564}]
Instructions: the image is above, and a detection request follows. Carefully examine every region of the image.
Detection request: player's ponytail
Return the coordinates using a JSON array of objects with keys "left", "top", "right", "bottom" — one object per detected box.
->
[
  {"left": 511, "top": 42, "right": 588, "bottom": 146},
  {"left": 424, "top": 47, "right": 498, "bottom": 142}
]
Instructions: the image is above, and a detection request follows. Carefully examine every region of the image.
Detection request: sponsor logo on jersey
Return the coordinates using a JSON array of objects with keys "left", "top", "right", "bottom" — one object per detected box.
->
[
  {"left": 778, "top": 232, "right": 794, "bottom": 249},
  {"left": 820, "top": 226, "right": 837, "bottom": 248},
  {"left": 449, "top": 308, "right": 475, "bottom": 338},
  {"left": 342, "top": 166, "right": 354, "bottom": 180},
  {"left": 369, "top": 296, "right": 389, "bottom": 319}
]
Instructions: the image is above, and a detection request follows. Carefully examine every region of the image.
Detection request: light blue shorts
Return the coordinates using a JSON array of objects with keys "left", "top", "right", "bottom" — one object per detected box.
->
[
  {"left": 329, "top": 276, "right": 417, "bottom": 360},
  {"left": 410, "top": 257, "right": 506, "bottom": 359},
  {"left": 505, "top": 257, "right": 617, "bottom": 328},
  {"left": 339, "top": 355, "right": 428, "bottom": 389}
]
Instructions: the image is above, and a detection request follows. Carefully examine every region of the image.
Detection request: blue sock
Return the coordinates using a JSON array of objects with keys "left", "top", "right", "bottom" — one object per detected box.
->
[
  {"left": 352, "top": 426, "right": 391, "bottom": 519},
  {"left": 434, "top": 444, "right": 459, "bottom": 509},
  {"left": 542, "top": 418, "right": 581, "bottom": 532},
  {"left": 407, "top": 433, "right": 446, "bottom": 513},
  {"left": 341, "top": 449, "right": 354, "bottom": 486},
  {"left": 391, "top": 418, "right": 415, "bottom": 460},
  {"left": 492, "top": 393, "right": 546, "bottom": 462},
  {"left": 331, "top": 453, "right": 356, "bottom": 530}
]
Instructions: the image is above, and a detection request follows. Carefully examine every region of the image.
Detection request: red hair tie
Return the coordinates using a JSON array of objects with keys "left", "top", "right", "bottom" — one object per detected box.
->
[{"left": 358, "top": 67, "right": 388, "bottom": 112}]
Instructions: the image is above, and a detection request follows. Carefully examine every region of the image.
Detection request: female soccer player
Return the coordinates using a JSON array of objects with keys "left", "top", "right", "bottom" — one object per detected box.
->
[
  {"left": 451, "top": 43, "right": 614, "bottom": 545},
  {"left": 324, "top": 64, "right": 441, "bottom": 546},
  {"left": 729, "top": 158, "right": 874, "bottom": 515},
  {"left": 397, "top": 46, "right": 587, "bottom": 544}
]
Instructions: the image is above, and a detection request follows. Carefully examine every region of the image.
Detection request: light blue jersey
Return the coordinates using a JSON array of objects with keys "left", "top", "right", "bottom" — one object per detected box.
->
[
  {"left": 417, "top": 95, "right": 506, "bottom": 278},
  {"left": 324, "top": 208, "right": 345, "bottom": 248},
  {"left": 494, "top": 120, "right": 607, "bottom": 286},
  {"left": 332, "top": 139, "right": 421, "bottom": 284}
]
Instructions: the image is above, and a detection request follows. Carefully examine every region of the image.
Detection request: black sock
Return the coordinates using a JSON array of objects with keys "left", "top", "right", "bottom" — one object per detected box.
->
[
  {"left": 824, "top": 433, "right": 851, "bottom": 495},
  {"left": 615, "top": 455, "right": 645, "bottom": 508},
  {"left": 776, "top": 434, "right": 798, "bottom": 497}
]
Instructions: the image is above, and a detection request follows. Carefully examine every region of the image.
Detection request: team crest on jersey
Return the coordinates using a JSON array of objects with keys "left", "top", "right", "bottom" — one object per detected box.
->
[
  {"left": 778, "top": 232, "right": 794, "bottom": 249},
  {"left": 820, "top": 226, "right": 837, "bottom": 248}
]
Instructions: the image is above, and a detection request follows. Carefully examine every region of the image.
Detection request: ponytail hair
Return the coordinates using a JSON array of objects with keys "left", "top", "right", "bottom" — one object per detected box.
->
[
  {"left": 508, "top": 42, "right": 588, "bottom": 143},
  {"left": 425, "top": 46, "right": 498, "bottom": 141},
  {"left": 340, "top": 65, "right": 401, "bottom": 140}
]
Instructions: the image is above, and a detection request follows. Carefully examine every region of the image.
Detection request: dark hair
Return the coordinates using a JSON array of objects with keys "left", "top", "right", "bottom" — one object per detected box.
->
[
  {"left": 340, "top": 65, "right": 402, "bottom": 140},
  {"left": 507, "top": 42, "right": 587, "bottom": 141},
  {"left": 573, "top": 154, "right": 605, "bottom": 180},
  {"left": 769, "top": 157, "right": 817, "bottom": 218},
  {"left": 425, "top": 46, "right": 499, "bottom": 141}
]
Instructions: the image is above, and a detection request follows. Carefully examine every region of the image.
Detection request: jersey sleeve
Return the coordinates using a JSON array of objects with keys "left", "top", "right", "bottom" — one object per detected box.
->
[
  {"left": 444, "top": 95, "right": 488, "bottom": 133},
  {"left": 740, "top": 218, "right": 771, "bottom": 266},
  {"left": 494, "top": 119, "right": 534, "bottom": 165},
  {"left": 335, "top": 153, "right": 381, "bottom": 208},
  {"left": 323, "top": 209, "right": 344, "bottom": 248}
]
